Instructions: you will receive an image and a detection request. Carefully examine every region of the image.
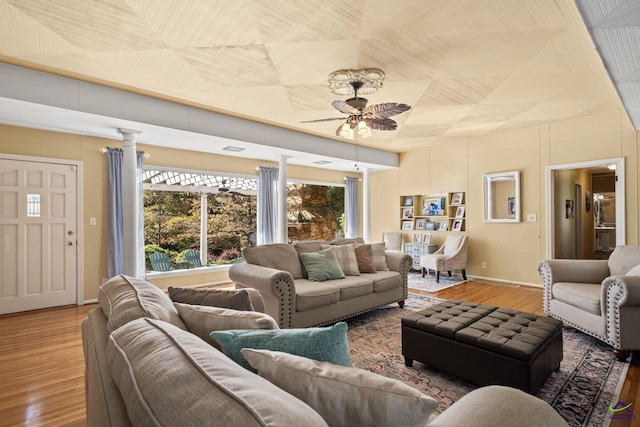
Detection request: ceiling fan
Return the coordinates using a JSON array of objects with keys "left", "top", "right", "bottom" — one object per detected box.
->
[
  {"left": 212, "top": 180, "right": 246, "bottom": 199},
  {"left": 301, "top": 70, "right": 411, "bottom": 139}
]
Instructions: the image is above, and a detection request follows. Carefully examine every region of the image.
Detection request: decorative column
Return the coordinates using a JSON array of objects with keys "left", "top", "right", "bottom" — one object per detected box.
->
[
  {"left": 363, "top": 168, "right": 371, "bottom": 243},
  {"left": 118, "top": 128, "right": 141, "bottom": 277},
  {"left": 277, "top": 155, "right": 290, "bottom": 243},
  {"left": 200, "top": 193, "right": 208, "bottom": 265}
]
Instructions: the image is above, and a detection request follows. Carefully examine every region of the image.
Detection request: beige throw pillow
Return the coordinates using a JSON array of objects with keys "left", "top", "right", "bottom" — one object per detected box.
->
[
  {"left": 242, "top": 349, "right": 439, "bottom": 427},
  {"left": 321, "top": 243, "right": 360, "bottom": 276},
  {"left": 370, "top": 242, "right": 390, "bottom": 271},
  {"left": 174, "top": 303, "right": 278, "bottom": 348}
]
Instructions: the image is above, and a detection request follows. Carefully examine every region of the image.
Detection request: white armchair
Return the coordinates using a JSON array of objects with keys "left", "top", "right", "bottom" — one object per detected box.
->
[
  {"left": 383, "top": 232, "right": 403, "bottom": 252},
  {"left": 419, "top": 235, "right": 468, "bottom": 282},
  {"left": 538, "top": 245, "right": 640, "bottom": 360}
]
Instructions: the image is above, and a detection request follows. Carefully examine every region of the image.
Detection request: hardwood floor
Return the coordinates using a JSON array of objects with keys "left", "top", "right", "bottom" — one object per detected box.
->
[{"left": 0, "top": 281, "right": 637, "bottom": 426}]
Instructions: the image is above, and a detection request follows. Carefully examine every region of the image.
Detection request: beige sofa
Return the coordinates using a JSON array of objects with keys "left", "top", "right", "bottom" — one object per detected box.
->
[
  {"left": 229, "top": 239, "right": 412, "bottom": 328},
  {"left": 83, "top": 274, "right": 568, "bottom": 427},
  {"left": 538, "top": 245, "right": 640, "bottom": 360}
]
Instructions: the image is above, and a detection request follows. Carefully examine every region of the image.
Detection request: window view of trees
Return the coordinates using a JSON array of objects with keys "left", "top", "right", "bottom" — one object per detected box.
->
[{"left": 143, "top": 182, "right": 344, "bottom": 272}]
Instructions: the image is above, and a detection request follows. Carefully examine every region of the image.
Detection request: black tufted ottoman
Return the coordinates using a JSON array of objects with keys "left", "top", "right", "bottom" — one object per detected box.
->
[{"left": 401, "top": 299, "right": 563, "bottom": 394}]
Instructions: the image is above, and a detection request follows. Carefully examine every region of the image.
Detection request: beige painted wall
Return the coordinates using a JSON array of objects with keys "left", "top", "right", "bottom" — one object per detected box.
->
[
  {"left": 372, "top": 109, "right": 638, "bottom": 286},
  {"left": 0, "top": 124, "right": 351, "bottom": 302}
]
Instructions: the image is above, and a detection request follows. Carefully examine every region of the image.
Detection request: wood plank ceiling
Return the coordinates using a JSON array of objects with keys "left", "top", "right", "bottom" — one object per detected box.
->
[{"left": 0, "top": 0, "right": 628, "bottom": 153}]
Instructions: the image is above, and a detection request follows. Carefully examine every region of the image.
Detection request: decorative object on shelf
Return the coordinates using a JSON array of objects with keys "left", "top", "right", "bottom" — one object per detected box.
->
[
  {"left": 416, "top": 219, "right": 426, "bottom": 230},
  {"left": 402, "top": 220, "right": 414, "bottom": 230},
  {"left": 438, "top": 221, "right": 448, "bottom": 231},
  {"left": 301, "top": 68, "right": 410, "bottom": 139},
  {"left": 484, "top": 171, "right": 520, "bottom": 222},
  {"left": 452, "top": 219, "right": 463, "bottom": 231},
  {"left": 450, "top": 192, "right": 464, "bottom": 205},
  {"left": 422, "top": 234, "right": 432, "bottom": 244},
  {"left": 413, "top": 233, "right": 421, "bottom": 243},
  {"left": 403, "top": 196, "right": 413, "bottom": 206},
  {"left": 425, "top": 222, "right": 436, "bottom": 231},
  {"left": 402, "top": 208, "right": 413, "bottom": 219},
  {"left": 455, "top": 206, "right": 466, "bottom": 218},
  {"left": 422, "top": 197, "right": 445, "bottom": 216}
]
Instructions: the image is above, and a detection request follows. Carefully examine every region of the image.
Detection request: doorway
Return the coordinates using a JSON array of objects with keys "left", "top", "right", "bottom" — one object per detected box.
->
[
  {"left": 546, "top": 157, "right": 624, "bottom": 259},
  {"left": 0, "top": 154, "right": 83, "bottom": 314}
]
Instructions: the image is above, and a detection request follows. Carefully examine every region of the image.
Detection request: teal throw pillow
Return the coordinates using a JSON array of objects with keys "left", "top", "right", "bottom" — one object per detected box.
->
[
  {"left": 298, "top": 247, "right": 346, "bottom": 282},
  {"left": 210, "top": 321, "right": 352, "bottom": 371}
]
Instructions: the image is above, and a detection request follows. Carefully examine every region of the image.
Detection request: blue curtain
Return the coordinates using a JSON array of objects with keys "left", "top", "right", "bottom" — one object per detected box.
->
[
  {"left": 257, "top": 167, "right": 278, "bottom": 245},
  {"left": 345, "top": 177, "right": 359, "bottom": 238},
  {"left": 107, "top": 148, "right": 145, "bottom": 278}
]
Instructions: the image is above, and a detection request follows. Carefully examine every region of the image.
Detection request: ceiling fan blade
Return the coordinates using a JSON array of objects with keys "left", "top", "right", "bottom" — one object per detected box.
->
[
  {"left": 300, "top": 117, "right": 346, "bottom": 123},
  {"left": 367, "top": 117, "right": 398, "bottom": 131},
  {"left": 363, "top": 102, "right": 411, "bottom": 119},
  {"left": 331, "top": 100, "right": 360, "bottom": 115}
]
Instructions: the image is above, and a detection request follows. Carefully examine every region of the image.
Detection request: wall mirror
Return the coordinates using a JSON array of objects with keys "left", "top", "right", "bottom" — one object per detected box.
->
[{"left": 484, "top": 171, "right": 521, "bottom": 223}]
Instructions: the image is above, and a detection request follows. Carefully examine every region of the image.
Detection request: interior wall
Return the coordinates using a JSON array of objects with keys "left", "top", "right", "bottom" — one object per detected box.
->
[
  {"left": 371, "top": 109, "right": 639, "bottom": 286},
  {"left": 0, "top": 124, "right": 351, "bottom": 301}
]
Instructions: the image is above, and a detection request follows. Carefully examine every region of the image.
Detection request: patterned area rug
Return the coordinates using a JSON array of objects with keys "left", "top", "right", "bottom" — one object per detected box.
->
[
  {"left": 346, "top": 293, "right": 630, "bottom": 427},
  {"left": 407, "top": 270, "right": 466, "bottom": 292}
]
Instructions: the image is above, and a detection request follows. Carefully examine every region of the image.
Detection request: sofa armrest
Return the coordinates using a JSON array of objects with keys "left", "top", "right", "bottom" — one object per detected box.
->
[
  {"left": 538, "top": 259, "right": 610, "bottom": 286},
  {"left": 229, "top": 263, "right": 296, "bottom": 328},
  {"left": 427, "top": 385, "right": 567, "bottom": 427},
  {"left": 602, "top": 275, "right": 640, "bottom": 350},
  {"left": 385, "top": 251, "right": 412, "bottom": 273}
]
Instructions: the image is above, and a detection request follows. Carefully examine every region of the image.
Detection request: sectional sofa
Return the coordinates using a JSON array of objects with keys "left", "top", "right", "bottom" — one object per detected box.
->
[{"left": 82, "top": 274, "right": 568, "bottom": 426}]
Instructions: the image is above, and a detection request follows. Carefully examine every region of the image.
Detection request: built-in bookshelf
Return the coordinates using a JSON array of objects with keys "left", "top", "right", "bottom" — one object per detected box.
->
[{"left": 399, "top": 192, "right": 466, "bottom": 233}]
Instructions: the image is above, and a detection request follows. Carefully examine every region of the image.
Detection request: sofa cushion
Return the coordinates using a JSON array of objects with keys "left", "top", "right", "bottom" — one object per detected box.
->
[
  {"left": 98, "top": 274, "right": 186, "bottom": 333},
  {"left": 552, "top": 282, "right": 601, "bottom": 315},
  {"left": 361, "top": 270, "right": 402, "bottom": 293},
  {"left": 626, "top": 263, "right": 640, "bottom": 276},
  {"left": 354, "top": 244, "right": 377, "bottom": 273},
  {"left": 293, "top": 280, "right": 341, "bottom": 311},
  {"left": 210, "top": 322, "right": 352, "bottom": 371},
  {"left": 370, "top": 242, "right": 390, "bottom": 271},
  {"left": 107, "top": 318, "right": 328, "bottom": 427},
  {"left": 242, "top": 243, "right": 304, "bottom": 279},
  {"left": 174, "top": 303, "right": 278, "bottom": 347},
  {"left": 168, "top": 286, "right": 254, "bottom": 311},
  {"left": 333, "top": 276, "right": 374, "bottom": 300},
  {"left": 242, "top": 349, "right": 439, "bottom": 427},
  {"left": 608, "top": 245, "right": 640, "bottom": 276},
  {"left": 299, "top": 247, "right": 346, "bottom": 282},
  {"left": 322, "top": 243, "right": 360, "bottom": 276}
]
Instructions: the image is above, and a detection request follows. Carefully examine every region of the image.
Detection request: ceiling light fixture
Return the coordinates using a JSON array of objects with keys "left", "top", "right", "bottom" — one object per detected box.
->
[
  {"left": 301, "top": 68, "right": 410, "bottom": 141},
  {"left": 222, "top": 146, "right": 245, "bottom": 152}
]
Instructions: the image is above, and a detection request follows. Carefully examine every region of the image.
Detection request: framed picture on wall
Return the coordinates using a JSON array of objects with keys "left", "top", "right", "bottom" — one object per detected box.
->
[
  {"left": 566, "top": 200, "right": 574, "bottom": 219},
  {"left": 422, "top": 233, "right": 432, "bottom": 244},
  {"left": 403, "top": 196, "right": 413, "bottom": 206},
  {"left": 413, "top": 233, "right": 421, "bottom": 243},
  {"left": 422, "top": 197, "right": 445, "bottom": 216},
  {"left": 402, "top": 220, "right": 414, "bottom": 230},
  {"left": 416, "top": 219, "right": 426, "bottom": 230},
  {"left": 402, "top": 207, "right": 413, "bottom": 219},
  {"left": 438, "top": 221, "right": 448, "bottom": 231},
  {"left": 585, "top": 191, "right": 592, "bottom": 212},
  {"left": 452, "top": 219, "right": 463, "bottom": 231},
  {"left": 425, "top": 222, "right": 436, "bottom": 230},
  {"left": 455, "top": 206, "right": 466, "bottom": 218}
]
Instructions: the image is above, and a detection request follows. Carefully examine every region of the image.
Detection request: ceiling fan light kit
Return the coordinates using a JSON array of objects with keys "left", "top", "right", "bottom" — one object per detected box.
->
[{"left": 302, "top": 68, "right": 411, "bottom": 140}]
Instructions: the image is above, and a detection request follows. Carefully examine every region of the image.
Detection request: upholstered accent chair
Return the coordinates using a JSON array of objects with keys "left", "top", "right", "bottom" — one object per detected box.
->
[
  {"left": 538, "top": 245, "right": 640, "bottom": 360},
  {"left": 419, "top": 234, "right": 468, "bottom": 282},
  {"left": 383, "top": 232, "right": 403, "bottom": 252}
]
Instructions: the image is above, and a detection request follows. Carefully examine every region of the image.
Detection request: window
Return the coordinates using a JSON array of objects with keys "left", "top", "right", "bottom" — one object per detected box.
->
[
  {"left": 27, "top": 194, "right": 40, "bottom": 217},
  {"left": 142, "top": 167, "right": 345, "bottom": 272}
]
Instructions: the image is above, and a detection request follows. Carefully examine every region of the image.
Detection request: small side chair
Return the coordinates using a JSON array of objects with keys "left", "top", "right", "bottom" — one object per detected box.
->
[{"left": 419, "top": 234, "right": 468, "bottom": 282}]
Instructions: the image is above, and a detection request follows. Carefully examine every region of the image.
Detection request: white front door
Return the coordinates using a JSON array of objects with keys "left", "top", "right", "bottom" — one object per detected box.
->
[{"left": 0, "top": 157, "right": 79, "bottom": 314}]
